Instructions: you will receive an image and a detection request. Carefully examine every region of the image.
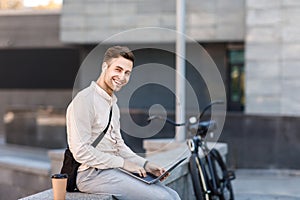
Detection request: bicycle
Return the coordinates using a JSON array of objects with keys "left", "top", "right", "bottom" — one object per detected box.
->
[{"left": 148, "top": 100, "right": 235, "bottom": 200}]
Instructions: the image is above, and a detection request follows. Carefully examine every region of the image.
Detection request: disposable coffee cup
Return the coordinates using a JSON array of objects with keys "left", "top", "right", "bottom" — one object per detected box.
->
[{"left": 51, "top": 174, "right": 68, "bottom": 200}]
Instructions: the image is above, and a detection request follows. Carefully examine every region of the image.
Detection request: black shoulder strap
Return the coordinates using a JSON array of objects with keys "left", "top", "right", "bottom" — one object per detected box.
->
[{"left": 91, "top": 107, "right": 113, "bottom": 148}]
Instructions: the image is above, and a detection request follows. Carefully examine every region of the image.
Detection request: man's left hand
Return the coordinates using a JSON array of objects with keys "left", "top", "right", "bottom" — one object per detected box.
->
[{"left": 144, "top": 162, "right": 170, "bottom": 181}]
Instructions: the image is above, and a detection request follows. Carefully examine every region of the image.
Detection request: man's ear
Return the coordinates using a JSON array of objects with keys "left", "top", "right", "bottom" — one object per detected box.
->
[{"left": 102, "top": 62, "right": 108, "bottom": 71}]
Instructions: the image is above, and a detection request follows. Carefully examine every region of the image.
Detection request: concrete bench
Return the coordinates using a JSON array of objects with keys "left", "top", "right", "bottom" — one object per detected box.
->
[
  {"left": 20, "top": 189, "right": 113, "bottom": 200},
  {"left": 0, "top": 156, "right": 51, "bottom": 200},
  {"left": 20, "top": 140, "right": 228, "bottom": 200}
]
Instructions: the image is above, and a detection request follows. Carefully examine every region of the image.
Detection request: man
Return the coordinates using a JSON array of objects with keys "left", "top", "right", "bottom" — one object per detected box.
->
[{"left": 66, "top": 46, "right": 180, "bottom": 200}]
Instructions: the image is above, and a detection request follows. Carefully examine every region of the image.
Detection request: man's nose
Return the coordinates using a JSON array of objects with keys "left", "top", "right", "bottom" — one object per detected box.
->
[{"left": 119, "top": 72, "right": 126, "bottom": 81}]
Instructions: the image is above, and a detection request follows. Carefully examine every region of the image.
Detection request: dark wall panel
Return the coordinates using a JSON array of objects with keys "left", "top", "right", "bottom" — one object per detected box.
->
[
  {"left": 220, "top": 113, "right": 300, "bottom": 169},
  {"left": 0, "top": 48, "right": 80, "bottom": 89}
]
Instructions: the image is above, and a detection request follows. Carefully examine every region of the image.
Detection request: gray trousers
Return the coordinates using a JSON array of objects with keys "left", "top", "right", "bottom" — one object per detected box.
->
[{"left": 77, "top": 167, "right": 181, "bottom": 200}]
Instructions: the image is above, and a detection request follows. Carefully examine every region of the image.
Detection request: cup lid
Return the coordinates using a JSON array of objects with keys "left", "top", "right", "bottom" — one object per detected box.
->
[{"left": 51, "top": 173, "right": 68, "bottom": 179}]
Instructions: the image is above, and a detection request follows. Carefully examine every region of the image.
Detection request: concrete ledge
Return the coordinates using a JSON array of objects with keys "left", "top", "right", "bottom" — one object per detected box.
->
[
  {"left": 0, "top": 156, "right": 51, "bottom": 199},
  {"left": 19, "top": 189, "right": 113, "bottom": 200},
  {"left": 22, "top": 140, "right": 228, "bottom": 200},
  {"left": 0, "top": 156, "right": 50, "bottom": 176}
]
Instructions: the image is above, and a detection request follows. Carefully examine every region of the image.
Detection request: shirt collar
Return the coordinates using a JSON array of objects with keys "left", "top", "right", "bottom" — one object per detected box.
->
[{"left": 91, "top": 81, "right": 117, "bottom": 104}]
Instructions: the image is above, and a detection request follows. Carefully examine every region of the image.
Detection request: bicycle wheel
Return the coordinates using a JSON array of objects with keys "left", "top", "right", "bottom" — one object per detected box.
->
[
  {"left": 210, "top": 149, "right": 234, "bottom": 200},
  {"left": 189, "top": 154, "right": 206, "bottom": 200}
]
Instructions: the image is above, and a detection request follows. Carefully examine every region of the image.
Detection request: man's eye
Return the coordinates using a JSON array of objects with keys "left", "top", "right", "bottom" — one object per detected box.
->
[{"left": 125, "top": 72, "right": 131, "bottom": 76}]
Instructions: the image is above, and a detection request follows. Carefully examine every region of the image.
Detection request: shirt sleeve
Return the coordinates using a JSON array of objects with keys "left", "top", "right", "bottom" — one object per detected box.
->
[
  {"left": 66, "top": 95, "right": 125, "bottom": 169},
  {"left": 112, "top": 106, "right": 147, "bottom": 167},
  {"left": 117, "top": 137, "right": 147, "bottom": 167}
]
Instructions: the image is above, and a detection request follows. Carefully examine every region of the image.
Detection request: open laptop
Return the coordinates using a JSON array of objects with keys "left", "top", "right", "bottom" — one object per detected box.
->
[{"left": 118, "top": 157, "right": 187, "bottom": 184}]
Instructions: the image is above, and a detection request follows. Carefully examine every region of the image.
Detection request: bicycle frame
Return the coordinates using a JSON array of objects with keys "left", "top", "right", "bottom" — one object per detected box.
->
[
  {"left": 148, "top": 100, "right": 234, "bottom": 200},
  {"left": 188, "top": 134, "right": 221, "bottom": 199},
  {"left": 188, "top": 136, "right": 210, "bottom": 199}
]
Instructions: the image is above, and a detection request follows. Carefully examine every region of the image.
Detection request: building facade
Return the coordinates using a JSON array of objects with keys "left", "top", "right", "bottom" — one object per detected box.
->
[
  {"left": 1, "top": 0, "right": 300, "bottom": 168},
  {"left": 246, "top": 0, "right": 300, "bottom": 116},
  {"left": 58, "top": 0, "right": 300, "bottom": 169},
  {"left": 60, "top": 0, "right": 300, "bottom": 116}
]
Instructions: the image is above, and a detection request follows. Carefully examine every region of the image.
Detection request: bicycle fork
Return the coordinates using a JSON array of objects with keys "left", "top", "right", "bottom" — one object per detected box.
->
[
  {"left": 188, "top": 138, "right": 210, "bottom": 200},
  {"left": 195, "top": 156, "right": 210, "bottom": 200}
]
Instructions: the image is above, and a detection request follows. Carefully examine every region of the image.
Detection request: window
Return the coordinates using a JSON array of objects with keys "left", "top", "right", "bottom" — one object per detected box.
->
[{"left": 227, "top": 44, "right": 245, "bottom": 111}]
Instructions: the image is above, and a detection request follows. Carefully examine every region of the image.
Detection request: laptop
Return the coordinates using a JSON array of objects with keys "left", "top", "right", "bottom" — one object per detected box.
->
[{"left": 118, "top": 157, "right": 187, "bottom": 184}]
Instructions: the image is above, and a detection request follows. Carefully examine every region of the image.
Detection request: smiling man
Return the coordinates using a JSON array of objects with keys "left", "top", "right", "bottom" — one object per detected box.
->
[
  {"left": 66, "top": 46, "right": 180, "bottom": 200},
  {"left": 97, "top": 48, "right": 133, "bottom": 95}
]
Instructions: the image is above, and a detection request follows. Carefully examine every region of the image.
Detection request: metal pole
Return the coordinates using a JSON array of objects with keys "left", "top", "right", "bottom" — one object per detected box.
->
[{"left": 175, "top": 0, "right": 186, "bottom": 142}]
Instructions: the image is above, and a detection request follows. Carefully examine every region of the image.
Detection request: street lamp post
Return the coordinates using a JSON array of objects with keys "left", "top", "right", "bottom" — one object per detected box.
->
[{"left": 175, "top": 0, "right": 186, "bottom": 142}]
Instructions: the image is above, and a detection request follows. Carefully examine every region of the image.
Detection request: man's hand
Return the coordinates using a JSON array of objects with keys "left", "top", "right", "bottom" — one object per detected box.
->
[
  {"left": 123, "top": 160, "right": 147, "bottom": 177},
  {"left": 144, "top": 162, "right": 169, "bottom": 181}
]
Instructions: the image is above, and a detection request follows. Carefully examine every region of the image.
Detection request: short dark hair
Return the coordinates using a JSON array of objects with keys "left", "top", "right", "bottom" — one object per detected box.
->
[{"left": 103, "top": 46, "right": 135, "bottom": 65}]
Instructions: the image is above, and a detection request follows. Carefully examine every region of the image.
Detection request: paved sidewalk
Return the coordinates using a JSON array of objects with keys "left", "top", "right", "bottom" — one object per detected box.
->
[{"left": 233, "top": 169, "right": 300, "bottom": 200}]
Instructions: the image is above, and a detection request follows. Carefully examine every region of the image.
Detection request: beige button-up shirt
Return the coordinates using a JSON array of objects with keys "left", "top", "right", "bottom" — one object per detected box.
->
[{"left": 66, "top": 81, "right": 146, "bottom": 172}]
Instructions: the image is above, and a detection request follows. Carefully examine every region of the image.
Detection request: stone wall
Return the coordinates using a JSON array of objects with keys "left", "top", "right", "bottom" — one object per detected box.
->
[
  {"left": 0, "top": 12, "right": 76, "bottom": 135},
  {"left": 0, "top": 10, "right": 62, "bottom": 48},
  {"left": 60, "top": 0, "right": 245, "bottom": 43},
  {"left": 0, "top": 90, "right": 72, "bottom": 138},
  {"left": 245, "top": 0, "right": 300, "bottom": 116},
  {"left": 4, "top": 106, "right": 67, "bottom": 148},
  {"left": 0, "top": 154, "right": 51, "bottom": 200}
]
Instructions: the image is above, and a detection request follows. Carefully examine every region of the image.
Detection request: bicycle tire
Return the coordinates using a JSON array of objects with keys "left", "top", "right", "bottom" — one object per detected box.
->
[
  {"left": 210, "top": 149, "right": 234, "bottom": 200},
  {"left": 189, "top": 154, "right": 206, "bottom": 200}
]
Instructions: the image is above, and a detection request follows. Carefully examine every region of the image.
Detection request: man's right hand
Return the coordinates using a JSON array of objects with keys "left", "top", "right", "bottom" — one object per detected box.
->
[{"left": 122, "top": 160, "right": 147, "bottom": 178}]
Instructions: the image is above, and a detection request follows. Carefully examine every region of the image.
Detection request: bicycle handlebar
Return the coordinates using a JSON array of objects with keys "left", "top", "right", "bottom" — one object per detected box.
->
[
  {"left": 189, "top": 120, "right": 217, "bottom": 137},
  {"left": 147, "top": 100, "right": 224, "bottom": 137},
  {"left": 148, "top": 100, "right": 224, "bottom": 125},
  {"left": 147, "top": 115, "right": 186, "bottom": 126},
  {"left": 198, "top": 100, "right": 224, "bottom": 121}
]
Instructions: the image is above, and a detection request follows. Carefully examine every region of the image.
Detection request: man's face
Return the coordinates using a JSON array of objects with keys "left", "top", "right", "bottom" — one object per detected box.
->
[{"left": 102, "top": 56, "right": 133, "bottom": 95}]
